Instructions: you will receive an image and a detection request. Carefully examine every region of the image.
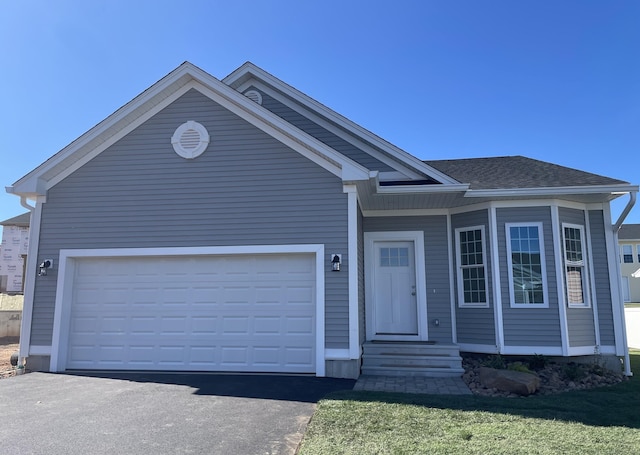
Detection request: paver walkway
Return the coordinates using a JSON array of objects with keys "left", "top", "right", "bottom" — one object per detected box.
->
[{"left": 354, "top": 375, "right": 472, "bottom": 395}]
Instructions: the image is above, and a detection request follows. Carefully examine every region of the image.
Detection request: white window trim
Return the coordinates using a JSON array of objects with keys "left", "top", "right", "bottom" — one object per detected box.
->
[
  {"left": 506, "top": 222, "right": 549, "bottom": 308},
  {"left": 621, "top": 244, "right": 634, "bottom": 263},
  {"left": 562, "top": 223, "right": 591, "bottom": 308},
  {"left": 637, "top": 244, "right": 640, "bottom": 263},
  {"left": 455, "top": 225, "right": 490, "bottom": 308}
]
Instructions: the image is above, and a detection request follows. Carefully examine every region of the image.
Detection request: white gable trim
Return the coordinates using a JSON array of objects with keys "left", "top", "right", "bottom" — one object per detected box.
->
[
  {"left": 223, "top": 63, "right": 461, "bottom": 185},
  {"left": 239, "top": 79, "right": 428, "bottom": 181},
  {"left": 10, "top": 63, "right": 370, "bottom": 197}
]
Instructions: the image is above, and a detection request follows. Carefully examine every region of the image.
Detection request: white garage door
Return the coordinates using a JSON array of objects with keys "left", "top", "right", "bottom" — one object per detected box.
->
[{"left": 65, "top": 254, "right": 316, "bottom": 373}]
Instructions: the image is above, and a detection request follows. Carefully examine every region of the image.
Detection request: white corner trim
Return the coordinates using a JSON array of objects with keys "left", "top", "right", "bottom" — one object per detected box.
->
[
  {"left": 447, "top": 214, "right": 457, "bottom": 344},
  {"left": 18, "top": 197, "right": 44, "bottom": 359},
  {"left": 604, "top": 203, "right": 629, "bottom": 357},
  {"left": 489, "top": 206, "right": 504, "bottom": 351},
  {"left": 344, "top": 184, "right": 360, "bottom": 359},
  {"left": 49, "top": 244, "right": 327, "bottom": 376},
  {"left": 551, "top": 207, "right": 570, "bottom": 355}
]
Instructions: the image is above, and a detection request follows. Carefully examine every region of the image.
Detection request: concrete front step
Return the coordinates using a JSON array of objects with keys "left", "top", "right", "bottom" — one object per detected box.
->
[
  {"left": 361, "top": 341, "right": 464, "bottom": 378},
  {"left": 362, "top": 342, "right": 460, "bottom": 357},
  {"left": 364, "top": 354, "right": 463, "bottom": 368}
]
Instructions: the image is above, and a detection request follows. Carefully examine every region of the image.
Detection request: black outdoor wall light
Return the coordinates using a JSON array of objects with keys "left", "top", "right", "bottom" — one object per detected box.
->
[
  {"left": 38, "top": 259, "right": 53, "bottom": 277},
  {"left": 331, "top": 254, "right": 341, "bottom": 272}
]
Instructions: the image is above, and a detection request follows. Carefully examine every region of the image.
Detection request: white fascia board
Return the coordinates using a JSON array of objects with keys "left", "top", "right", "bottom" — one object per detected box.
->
[
  {"left": 11, "top": 63, "right": 369, "bottom": 197},
  {"left": 465, "top": 184, "right": 640, "bottom": 198},
  {"left": 223, "top": 63, "right": 461, "bottom": 185},
  {"left": 376, "top": 183, "right": 469, "bottom": 194}
]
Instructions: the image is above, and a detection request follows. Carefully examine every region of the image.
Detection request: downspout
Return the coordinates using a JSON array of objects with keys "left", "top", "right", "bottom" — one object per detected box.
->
[
  {"left": 614, "top": 191, "right": 636, "bottom": 231},
  {"left": 17, "top": 195, "right": 35, "bottom": 371},
  {"left": 613, "top": 191, "right": 637, "bottom": 376}
]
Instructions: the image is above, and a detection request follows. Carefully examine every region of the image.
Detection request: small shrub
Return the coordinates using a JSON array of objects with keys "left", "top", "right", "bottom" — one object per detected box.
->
[
  {"left": 483, "top": 354, "right": 506, "bottom": 369},
  {"left": 561, "top": 363, "right": 585, "bottom": 381},
  {"left": 528, "top": 354, "right": 550, "bottom": 371},
  {"left": 587, "top": 362, "right": 607, "bottom": 376},
  {"left": 508, "top": 362, "right": 533, "bottom": 374}
]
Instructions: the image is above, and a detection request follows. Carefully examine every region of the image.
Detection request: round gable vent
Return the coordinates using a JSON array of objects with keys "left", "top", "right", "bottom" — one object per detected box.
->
[
  {"left": 171, "top": 121, "right": 210, "bottom": 159},
  {"left": 244, "top": 90, "right": 263, "bottom": 105}
]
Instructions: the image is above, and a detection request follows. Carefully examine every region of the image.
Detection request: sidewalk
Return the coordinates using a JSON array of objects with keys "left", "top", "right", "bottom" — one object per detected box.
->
[{"left": 354, "top": 375, "right": 472, "bottom": 395}]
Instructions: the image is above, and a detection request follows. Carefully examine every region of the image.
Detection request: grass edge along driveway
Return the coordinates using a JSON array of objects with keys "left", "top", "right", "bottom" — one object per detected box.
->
[{"left": 299, "top": 350, "right": 640, "bottom": 455}]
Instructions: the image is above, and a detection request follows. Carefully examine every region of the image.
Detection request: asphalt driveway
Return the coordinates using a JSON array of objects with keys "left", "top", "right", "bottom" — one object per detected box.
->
[{"left": 0, "top": 372, "right": 355, "bottom": 455}]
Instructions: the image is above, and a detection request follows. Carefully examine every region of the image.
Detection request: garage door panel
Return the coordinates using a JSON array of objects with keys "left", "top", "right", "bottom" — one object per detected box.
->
[{"left": 66, "top": 254, "right": 316, "bottom": 373}]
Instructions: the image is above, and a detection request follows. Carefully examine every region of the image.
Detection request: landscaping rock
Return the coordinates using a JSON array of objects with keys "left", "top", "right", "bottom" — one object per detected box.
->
[
  {"left": 463, "top": 354, "right": 627, "bottom": 397},
  {"left": 479, "top": 367, "right": 541, "bottom": 396}
]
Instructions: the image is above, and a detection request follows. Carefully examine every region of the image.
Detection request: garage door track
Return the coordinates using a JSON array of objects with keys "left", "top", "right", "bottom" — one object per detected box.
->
[{"left": 0, "top": 372, "right": 355, "bottom": 455}]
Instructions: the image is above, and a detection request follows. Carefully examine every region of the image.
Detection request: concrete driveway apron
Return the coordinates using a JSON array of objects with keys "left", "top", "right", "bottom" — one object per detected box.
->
[{"left": 0, "top": 372, "right": 354, "bottom": 455}]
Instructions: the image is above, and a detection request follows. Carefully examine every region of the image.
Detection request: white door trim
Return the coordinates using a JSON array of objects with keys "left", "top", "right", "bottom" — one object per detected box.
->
[
  {"left": 364, "top": 231, "right": 427, "bottom": 341},
  {"left": 50, "top": 244, "right": 326, "bottom": 376}
]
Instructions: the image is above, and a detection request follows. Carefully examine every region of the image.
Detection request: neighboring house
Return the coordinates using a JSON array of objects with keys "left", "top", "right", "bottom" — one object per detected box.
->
[
  {"left": 0, "top": 212, "right": 30, "bottom": 294},
  {"left": 619, "top": 224, "right": 640, "bottom": 303},
  {"left": 7, "top": 62, "right": 638, "bottom": 378}
]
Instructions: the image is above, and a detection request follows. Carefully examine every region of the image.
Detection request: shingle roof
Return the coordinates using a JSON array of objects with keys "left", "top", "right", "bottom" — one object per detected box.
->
[
  {"left": 423, "top": 156, "right": 627, "bottom": 190},
  {"left": 620, "top": 224, "right": 640, "bottom": 240},
  {"left": 0, "top": 212, "right": 30, "bottom": 227}
]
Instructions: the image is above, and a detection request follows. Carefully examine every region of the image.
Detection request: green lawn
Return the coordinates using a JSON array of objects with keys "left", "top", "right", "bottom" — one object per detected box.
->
[{"left": 299, "top": 351, "right": 640, "bottom": 455}]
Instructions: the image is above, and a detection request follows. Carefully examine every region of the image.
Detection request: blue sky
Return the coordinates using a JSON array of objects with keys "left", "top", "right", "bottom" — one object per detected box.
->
[{"left": 1, "top": 1, "right": 638, "bottom": 224}]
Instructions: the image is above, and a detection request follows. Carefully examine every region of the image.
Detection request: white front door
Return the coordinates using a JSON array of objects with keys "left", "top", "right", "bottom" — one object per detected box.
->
[
  {"left": 373, "top": 241, "right": 418, "bottom": 336},
  {"left": 364, "top": 231, "right": 427, "bottom": 341}
]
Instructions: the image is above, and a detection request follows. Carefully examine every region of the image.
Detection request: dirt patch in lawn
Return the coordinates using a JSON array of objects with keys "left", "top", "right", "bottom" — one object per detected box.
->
[{"left": 0, "top": 337, "right": 20, "bottom": 379}]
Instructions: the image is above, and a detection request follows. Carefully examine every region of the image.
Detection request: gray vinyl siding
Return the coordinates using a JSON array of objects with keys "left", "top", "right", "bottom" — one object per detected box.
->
[
  {"left": 255, "top": 89, "right": 394, "bottom": 172},
  {"left": 497, "top": 207, "right": 562, "bottom": 347},
  {"left": 451, "top": 210, "right": 495, "bottom": 345},
  {"left": 363, "top": 216, "right": 453, "bottom": 343},
  {"left": 559, "top": 208, "right": 596, "bottom": 347},
  {"left": 589, "top": 210, "right": 615, "bottom": 345},
  {"left": 32, "top": 88, "right": 350, "bottom": 348}
]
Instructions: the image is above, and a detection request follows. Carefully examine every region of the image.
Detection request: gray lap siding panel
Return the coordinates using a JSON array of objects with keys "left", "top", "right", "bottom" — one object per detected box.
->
[
  {"left": 588, "top": 210, "right": 615, "bottom": 345},
  {"left": 558, "top": 208, "right": 596, "bottom": 347},
  {"left": 31, "top": 89, "right": 350, "bottom": 348},
  {"left": 257, "top": 90, "right": 394, "bottom": 172},
  {"left": 363, "top": 215, "right": 453, "bottom": 343},
  {"left": 451, "top": 210, "right": 495, "bottom": 345},
  {"left": 496, "top": 207, "right": 562, "bottom": 347}
]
